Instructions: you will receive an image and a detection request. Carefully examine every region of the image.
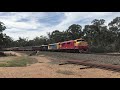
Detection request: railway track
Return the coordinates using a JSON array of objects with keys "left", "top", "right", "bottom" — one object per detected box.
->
[{"left": 59, "top": 60, "right": 120, "bottom": 72}]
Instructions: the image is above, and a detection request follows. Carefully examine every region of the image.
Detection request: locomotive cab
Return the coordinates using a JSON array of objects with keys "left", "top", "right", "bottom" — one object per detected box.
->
[
  {"left": 76, "top": 39, "right": 88, "bottom": 46},
  {"left": 74, "top": 38, "right": 89, "bottom": 53}
]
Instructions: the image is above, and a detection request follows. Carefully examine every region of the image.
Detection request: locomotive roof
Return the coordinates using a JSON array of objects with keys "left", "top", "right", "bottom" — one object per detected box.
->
[
  {"left": 49, "top": 43, "right": 58, "bottom": 45},
  {"left": 60, "top": 40, "right": 75, "bottom": 43},
  {"left": 41, "top": 45, "right": 48, "bottom": 46},
  {"left": 75, "top": 38, "right": 84, "bottom": 40}
]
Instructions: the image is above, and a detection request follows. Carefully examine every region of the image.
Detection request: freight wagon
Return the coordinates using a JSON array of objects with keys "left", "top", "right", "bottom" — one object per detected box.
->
[
  {"left": 32, "top": 45, "right": 48, "bottom": 51},
  {"left": 48, "top": 43, "right": 58, "bottom": 51}
]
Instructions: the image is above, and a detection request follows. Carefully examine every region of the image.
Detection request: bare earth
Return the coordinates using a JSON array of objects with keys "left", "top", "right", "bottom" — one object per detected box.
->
[{"left": 0, "top": 52, "right": 120, "bottom": 78}]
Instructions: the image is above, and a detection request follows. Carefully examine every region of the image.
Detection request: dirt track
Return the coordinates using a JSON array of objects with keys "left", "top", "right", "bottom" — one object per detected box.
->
[{"left": 0, "top": 51, "right": 120, "bottom": 78}]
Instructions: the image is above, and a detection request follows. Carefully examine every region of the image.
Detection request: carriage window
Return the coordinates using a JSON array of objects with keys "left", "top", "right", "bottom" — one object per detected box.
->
[
  {"left": 77, "top": 40, "right": 85, "bottom": 42},
  {"left": 62, "top": 43, "right": 65, "bottom": 46},
  {"left": 50, "top": 44, "right": 55, "bottom": 46},
  {"left": 67, "top": 42, "right": 71, "bottom": 44}
]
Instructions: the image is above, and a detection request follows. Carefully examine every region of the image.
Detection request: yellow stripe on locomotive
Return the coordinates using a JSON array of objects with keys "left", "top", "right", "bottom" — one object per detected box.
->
[{"left": 74, "top": 38, "right": 88, "bottom": 47}]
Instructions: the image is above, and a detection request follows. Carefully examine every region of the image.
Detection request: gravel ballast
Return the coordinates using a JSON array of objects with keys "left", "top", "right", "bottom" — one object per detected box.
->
[{"left": 37, "top": 51, "right": 120, "bottom": 65}]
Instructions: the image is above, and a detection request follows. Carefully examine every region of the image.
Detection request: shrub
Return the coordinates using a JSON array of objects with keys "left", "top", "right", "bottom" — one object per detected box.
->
[
  {"left": 105, "top": 44, "right": 115, "bottom": 52},
  {"left": 89, "top": 46, "right": 105, "bottom": 53}
]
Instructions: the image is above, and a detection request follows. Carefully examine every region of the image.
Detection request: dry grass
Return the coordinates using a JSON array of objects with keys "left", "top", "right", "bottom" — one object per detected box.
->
[
  {"left": 0, "top": 56, "right": 38, "bottom": 67},
  {"left": 56, "top": 70, "right": 75, "bottom": 75}
]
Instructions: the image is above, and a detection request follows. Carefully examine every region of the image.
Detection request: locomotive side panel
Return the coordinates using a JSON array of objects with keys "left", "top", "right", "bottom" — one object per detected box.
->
[
  {"left": 48, "top": 43, "right": 57, "bottom": 50},
  {"left": 59, "top": 40, "right": 75, "bottom": 50}
]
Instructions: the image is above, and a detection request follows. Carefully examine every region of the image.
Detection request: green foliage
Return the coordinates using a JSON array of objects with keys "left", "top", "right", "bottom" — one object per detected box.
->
[
  {"left": 89, "top": 46, "right": 105, "bottom": 53},
  {"left": 66, "top": 24, "right": 83, "bottom": 40},
  {"left": 47, "top": 24, "right": 83, "bottom": 44},
  {"left": 105, "top": 44, "right": 115, "bottom": 52},
  {"left": 0, "top": 22, "right": 6, "bottom": 32},
  {"left": 33, "top": 36, "right": 48, "bottom": 45},
  {"left": 47, "top": 30, "right": 66, "bottom": 43},
  {"left": 0, "top": 22, "right": 6, "bottom": 47}
]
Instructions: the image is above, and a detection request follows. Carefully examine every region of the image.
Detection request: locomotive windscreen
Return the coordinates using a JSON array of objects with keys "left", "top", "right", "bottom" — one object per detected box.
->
[{"left": 77, "top": 40, "right": 85, "bottom": 42}]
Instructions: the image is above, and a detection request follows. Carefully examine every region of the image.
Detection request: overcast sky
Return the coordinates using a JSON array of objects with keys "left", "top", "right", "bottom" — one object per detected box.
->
[{"left": 0, "top": 12, "right": 120, "bottom": 40}]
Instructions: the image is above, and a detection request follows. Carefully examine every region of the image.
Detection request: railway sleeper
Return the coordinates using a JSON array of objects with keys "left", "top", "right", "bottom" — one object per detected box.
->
[
  {"left": 66, "top": 60, "right": 120, "bottom": 72},
  {"left": 59, "top": 63, "right": 70, "bottom": 65},
  {"left": 80, "top": 66, "right": 92, "bottom": 69}
]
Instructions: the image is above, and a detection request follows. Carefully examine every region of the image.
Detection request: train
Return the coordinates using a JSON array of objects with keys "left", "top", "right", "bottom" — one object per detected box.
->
[{"left": 2, "top": 38, "right": 89, "bottom": 53}]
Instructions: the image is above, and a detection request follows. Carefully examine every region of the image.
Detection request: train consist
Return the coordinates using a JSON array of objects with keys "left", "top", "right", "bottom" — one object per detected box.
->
[
  {"left": 2, "top": 38, "right": 89, "bottom": 53},
  {"left": 48, "top": 38, "right": 88, "bottom": 53}
]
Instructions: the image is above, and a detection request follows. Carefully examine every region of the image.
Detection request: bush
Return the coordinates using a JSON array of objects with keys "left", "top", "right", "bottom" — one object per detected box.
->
[
  {"left": 89, "top": 46, "right": 105, "bottom": 53},
  {"left": 105, "top": 44, "right": 116, "bottom": 52},
  {"left": 89, "top": 44, "right": 118, "bottom": 53}
]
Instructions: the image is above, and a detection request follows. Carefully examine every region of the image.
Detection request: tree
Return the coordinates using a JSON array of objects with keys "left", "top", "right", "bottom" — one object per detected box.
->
[
  {"left": 33, "top": 36, "right": 48, "bottom": 46},
  {"left": 108, "top": 17, "right": 120, "bottom": 51},
  {"left": 16, "top": 37, "right": 28, "bottom": 47},
  {"left": 83, "top": 19, "right": 107, "bottom": 46},
  {"left": 2, "top": 34, "right": 13, "bottom": 47},
  {"left": 66, "top": 24, "right": 83, "bottom": 40},
  {"left": 0, "top": 22, "right": 6, "bottom": 33},
  {"left": 83, "top": 25, "right": 95, "bottom": 45},
  {"left": 0, "top": 21, "right": 6, "bottom": 48},
  {"left": 47, "top": 30, "right": 66, "bottom": 43}
]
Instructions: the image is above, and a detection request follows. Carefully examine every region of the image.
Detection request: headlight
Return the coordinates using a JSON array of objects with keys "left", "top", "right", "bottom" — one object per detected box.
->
[{"left": 78, "top": 43, "right": 81, "bottom": 45}]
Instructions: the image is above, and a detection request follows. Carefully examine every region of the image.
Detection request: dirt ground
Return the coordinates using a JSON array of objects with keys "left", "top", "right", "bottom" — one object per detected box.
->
[{"left": 0, "top": 51, "right": 120, "bottom": 78}]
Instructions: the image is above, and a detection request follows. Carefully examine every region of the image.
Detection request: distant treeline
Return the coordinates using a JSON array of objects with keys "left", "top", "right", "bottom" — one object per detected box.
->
[{"left": 1, "top": 17, "right": 120, "bottom": 53}]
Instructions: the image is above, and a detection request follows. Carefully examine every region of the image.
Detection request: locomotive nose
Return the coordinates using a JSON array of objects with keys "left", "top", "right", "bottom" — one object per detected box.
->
[
  {"left": 78, "top": 42, "right": 88, "bottom": 46},
  {"left": 77, "top": 42, "right": 81, "bottom": 45}
]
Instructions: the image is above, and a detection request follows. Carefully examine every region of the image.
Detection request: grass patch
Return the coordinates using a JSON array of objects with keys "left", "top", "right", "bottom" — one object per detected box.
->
[
  {"left": 56, "top": 70, "right": 74, "bottom": 75},
  {"left": 0, "top": 56, "right": 38, "bottom": 67}
]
